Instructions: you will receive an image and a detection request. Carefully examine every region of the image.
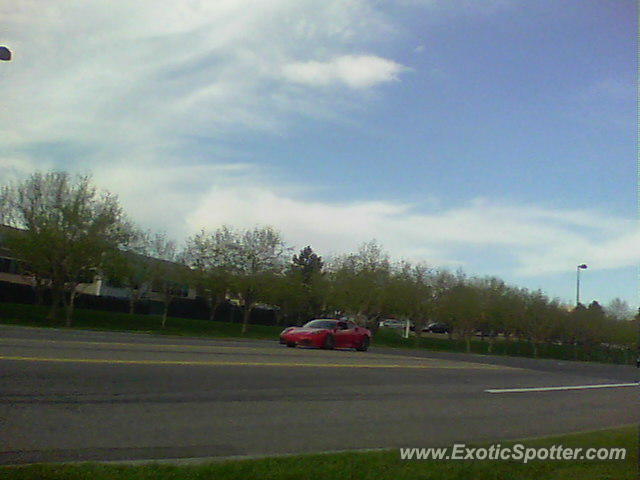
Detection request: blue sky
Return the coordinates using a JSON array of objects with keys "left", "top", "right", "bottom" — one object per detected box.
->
[{"left": 1, "top": 0, "right": 637, "bottom": 310}]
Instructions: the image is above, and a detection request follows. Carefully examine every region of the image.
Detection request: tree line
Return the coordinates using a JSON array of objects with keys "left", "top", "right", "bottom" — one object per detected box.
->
[{"left": 0, "top": 172, "right": 637, "bottom": 355}]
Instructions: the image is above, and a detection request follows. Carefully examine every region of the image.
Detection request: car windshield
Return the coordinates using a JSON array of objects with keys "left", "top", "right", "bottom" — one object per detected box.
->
[{"left": 303, "top": 320, "right": 338, "bottom": 329}]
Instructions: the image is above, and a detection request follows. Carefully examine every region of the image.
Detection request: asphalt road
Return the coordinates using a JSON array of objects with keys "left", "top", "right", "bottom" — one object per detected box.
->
[{"left": 0, "top": 325, "right": 638, "bottom": 465}]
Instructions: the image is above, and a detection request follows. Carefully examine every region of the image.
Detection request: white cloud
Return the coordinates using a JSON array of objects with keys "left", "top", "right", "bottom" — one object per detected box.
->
[
  {"left": 92, "top": 160, "right": 255, "bottom": 237},
  {"left": 0, "top": 156, "right": 49, "bottom": 182},
  {"left": 184, "top": 177, "right": 638, "bottom": 275},
  {"left": 516, "top": 229, "right": 640, "bottom": 276},
  {"left": 86, "top": 161, "right": 634, "bottom": 277},
  {"left": 0, "top": 0, "right": 400, "bottom": 158},
  {"left": 0, "top": 0, "right": 517, "bottom": 161},
  {"left": 2, "top": 151, "right": 626, "bottom": 280},
  {"left": 282, "top": 55, "right": 407, "bottom": 88}
]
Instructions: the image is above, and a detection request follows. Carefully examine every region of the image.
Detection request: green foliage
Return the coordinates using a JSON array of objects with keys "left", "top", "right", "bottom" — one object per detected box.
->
[
  {"left": 328, "top": 240, "right": 391, "bottom": 330},
  {"left": 145, "top": 233, "right": 190, "bottom": 327},
  {"left": 201, "top": 226, "right": 290, "bottom": 333},
  {"left": 604, "top": 297, "right": 634, "bottom": 321},
  {"left": 269, "top": 246, "right": 328, "bottom": 325},
  {"left": 0, "top": 172, "right": 134, "bottom": 325},
  {"left": 291, "top": 245, "right": 324, "bottom": 285}
]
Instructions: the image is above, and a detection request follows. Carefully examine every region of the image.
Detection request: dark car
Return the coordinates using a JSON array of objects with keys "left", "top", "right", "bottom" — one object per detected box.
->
[{"left": 427, "top": 322, "right": 450, "bottom": 334}]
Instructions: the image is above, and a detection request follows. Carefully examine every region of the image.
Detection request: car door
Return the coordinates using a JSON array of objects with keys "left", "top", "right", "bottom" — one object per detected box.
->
[
  {"left": 344, "top": 321, "right": 360, "bottom": 347},
  {"left": 333, "top": 321, "right": 351, "bottom": 347},
  {"left": 349, "top": 321, "right": 367, "bottom": 347}
]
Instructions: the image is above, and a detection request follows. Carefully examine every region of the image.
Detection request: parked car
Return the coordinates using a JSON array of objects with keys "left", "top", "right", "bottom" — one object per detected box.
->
[
  {"left": 379, "top": 319, "right": 401, "bottom": 328},
  {"left": 379, "top": 319, "right": 413, "bottom": 330},
  {"left": 280, "top": 319, "right": 372, "bottom": 351},
  {"left": 427, "top": 322, "right": 450, "bottom": 334}
]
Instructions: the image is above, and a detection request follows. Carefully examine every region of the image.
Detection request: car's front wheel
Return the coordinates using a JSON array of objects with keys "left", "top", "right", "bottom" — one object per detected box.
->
[
  {"left": 356, "top": 336, "right": 370, "bottom": 352},
  {"left": 286, "top": 342, "right": 296, "bottom": 348}
]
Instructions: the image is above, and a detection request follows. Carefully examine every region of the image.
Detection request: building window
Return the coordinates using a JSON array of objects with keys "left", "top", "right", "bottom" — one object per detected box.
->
[
  {"left": 106, "top": 277, "right": 124, "bottom": 288},
  {"left": 77, "top": 271, "right": 95, "bottom": 284},
  {"left": 0, "top": 257, "right": 19, "bottom": 274}
]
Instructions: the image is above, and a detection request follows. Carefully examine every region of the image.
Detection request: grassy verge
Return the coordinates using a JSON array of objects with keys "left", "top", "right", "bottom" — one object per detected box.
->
[
  {"left": 2, "top": 426, "right": 637, "bottom": 480},
  {"left": 0, "top": 302, "right": 282, "bottom": 340}
]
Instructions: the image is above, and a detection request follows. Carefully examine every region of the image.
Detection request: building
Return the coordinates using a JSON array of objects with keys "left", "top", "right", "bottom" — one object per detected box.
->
[
  {"left": 0, "top": 224, "right": 196, "bottom": 302},
  {"left": 0, "top": 225, "right": 33, "bottom": 288}
]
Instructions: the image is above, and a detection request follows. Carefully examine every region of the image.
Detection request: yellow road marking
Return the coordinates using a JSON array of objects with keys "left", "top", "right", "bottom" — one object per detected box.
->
[
  {"left": 0, "top": 338, "right": 404, "bottom": 359},
  {"left": 0, "top": 338, "right": 258, "bottom": 351},
  {"left": 0, "top": 355, "right": 506, "bottom": 370},
  {"left": 0, "top": 336, "right": 521, "bottom": 370}
]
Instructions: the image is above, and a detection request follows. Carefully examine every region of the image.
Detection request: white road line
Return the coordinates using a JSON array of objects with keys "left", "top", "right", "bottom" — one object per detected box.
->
[{"left": 486, "top": 382, "right": 640, "bottom": 393}]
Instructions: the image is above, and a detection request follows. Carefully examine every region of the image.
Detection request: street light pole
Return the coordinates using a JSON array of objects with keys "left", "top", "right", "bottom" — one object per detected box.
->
[{"left": 576, "top": 264, "right": 587, "bottom": 306}]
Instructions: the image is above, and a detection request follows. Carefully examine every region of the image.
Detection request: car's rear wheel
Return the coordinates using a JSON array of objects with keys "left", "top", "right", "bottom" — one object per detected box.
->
[
  {"left": 356, "top": 336, "right": 370, "bottom": 352},
  {"left": 322, "top": 334, "right": 335, "bottom": 350}
]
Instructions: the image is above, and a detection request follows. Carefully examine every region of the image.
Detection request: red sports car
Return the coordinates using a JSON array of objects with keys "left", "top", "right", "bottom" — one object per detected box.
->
[{"left": 279, "top": 319, "right": 371, "bottom": 351}]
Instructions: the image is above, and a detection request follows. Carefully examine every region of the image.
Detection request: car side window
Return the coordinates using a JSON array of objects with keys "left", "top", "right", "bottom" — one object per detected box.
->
[{"left": 347, "top": 321, "right": 357, "bottom": 330}]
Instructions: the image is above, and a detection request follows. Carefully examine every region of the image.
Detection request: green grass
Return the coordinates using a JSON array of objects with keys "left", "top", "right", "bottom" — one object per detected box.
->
[
  {"left": 0, "top": 302, "right": 283, "bottom": 340},
  {"left": 2, "top": 426, "right": 637, "bottom": 480}
]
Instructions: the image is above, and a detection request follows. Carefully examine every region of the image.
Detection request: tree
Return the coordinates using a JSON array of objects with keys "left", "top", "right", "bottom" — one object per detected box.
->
[
  {"left": 147, "top": 233, "right": 186, "bottom": 328},
  {"left": 228, "top": 226, "right": 289, "bottom": 334},
  {"left": 502, "top": 288, "right": 528, "bottom": 343},
  {"left": 584, "top": 300, "right": 608, "bottom": 349},
  {"left": 429, "top": 269, "right": 458, "bottom": 340},
  {"left": 286, "top": 246, "right": 326, "bottom": 323},
  {"left": 329, "top": 240, "right": 391, "bottom": 332},
  {"left": 291, "top": 246, "right": 324, "bottom": 285},
  {"left": 476, "top": 277, "right": 508, "bottom": 353},
  {"left": 264, "top": 272, "right": 307, "bottom": 325},
  {"left": 105, "top": 229, "right": 154, "bottom": 315},
  {"left": 438, "top": 282, "right": 482, "bottom": 352},
  {"left": 0, "top": 172, "right": 133, "bottom": 325},
  {"left": 383, "top": 261, "right": 418, "bottom": 329},
  {"left": 567, "top": 303, "right": 588, "bottom": 358},
  {"left": 385, "top": 261, "right": 435, "bottom": 343},
  {"left": 183, "top": 228, "right": 236, "bottom": 322},
  {"left": 604, "top": 297, "right": 634, "bottom": 321},
  {"left": 520, "top": 290, "right": 559, "bottom": 357}
]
